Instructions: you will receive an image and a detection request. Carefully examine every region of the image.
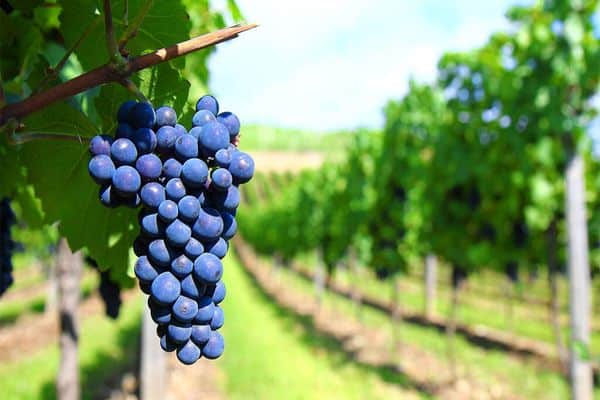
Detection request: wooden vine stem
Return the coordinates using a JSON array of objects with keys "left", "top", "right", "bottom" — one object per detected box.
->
[{"left": 0, "top": 24, "right": 258, "bottom": 126}]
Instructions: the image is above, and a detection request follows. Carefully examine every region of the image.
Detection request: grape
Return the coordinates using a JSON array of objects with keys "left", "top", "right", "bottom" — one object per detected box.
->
[
  {"left": 166, "top": 219, "right": 192, "bottom": 247},
  {"left": 89, "top": 135, "right": 113, "bottom": 156},
  {"left": 131, "top": 102, "right": 156, "bottom": 129},
  {"left": 177, "top": 340, "right": 201, "bottom": 364},
  {"left": 160, "top": 334, "right": 177, "bottom": 352},
  {"left": 181, "top": 274, "right": 205, "bottom": 298},
  {"left": 117, "top": 100, "right": 136, "bottom": 123},
  {"left": 132, "top": 128, "right": 157, "bottom": 154},
  {"left": 202, "top": 331, "right": 224, "bottom": 359},
  {"left": 217, "top": 112, "right": 240, "bottom": 137},
  {"left": 192, "top": 207, "right": 223, "bottom": 241},
  {"left": 196, "top": 95, "right": 219, "bottom": 115},
  {"left": 215, "top": 148, "right": 232, "bottom": 168},
  {"left": 167, "top": 322, "right": 192, "bottom": 343},
  {"left": 228, "top": 151, "right": 254, "bottom": 184},
  {"left": 192, "top": 110, "right": 216, "bottom": 127},
  {"left": 181, "top": 158, "right": 208, "bottom": 188},
  {"left": 193, "top": 253, "right": 223, "bottom": 284},
  {"left": 88, "top": 155, "right": 115, "bottom": 184},
  {"left": 148, "top": 240, "right": 175, "bottom": 267},
  {"left": 156, "top": 126, "right": 178, "bottom": 155},
  {"left": 221, "top": 212, "right": 237, "bottom": 240},
  {"left": 150, "top": 298, "right": 172, "bottom": 325},
  {"left": 194, "top": 296, "right": 215, "bottom": 323},
  {"left": 210, "top": 185, "right": 240, "bottom": 211},
  {"left": 198, "top": 121, "right": 229, "bottom": 156},
  {"left": 211, "top": 168, "right": 233, "bottom": 191},
  {"left": 174, "top": 134, "right": 198, "bottom": 161},
  {"left": 178, "top": 195, "right": 201, "bottom": 222},
  {"left": 188, "top": 126, "right": 203, "bottom": 141},
  {"left": 190, "top": 324, "right": 211, "bottom": 345},
  {"left": 112, "top": 166, "right": 141, "bottom": 196},
  {"left": 141, "top": 213, "right": 166, "bottom": 238},
  {"left": 174, "top": 124, "right": 187, "bottom": 137},
  {"left": 136, "top": 154, "right": 162, "bottom": 181},
  {"left": 207, "top": 281, "right": 226, "bottom": 304},
  {"left": 140, "top": 183, "right": 166, "bottom": 210},
  {"left": 151, "top": 271, "right": 181, "bottom": 305},
  {"left": 116, "top": 123, "right": 134, "bottom": 139},
  {"left": 172, "top": 295, "right": 199, "bottom": 322},
  {"left": 158, "top": 200, "right": 178, "bottom": 223},
  {"left": 155, "top": 106, "right": 177, "bottom": 127},
  {"left": 134, "top": 255, "right": 159, "bottom": 283},
  {"left": 162, "top": 158, "right": 182, "bottom": 179},
  {"left": 99, "top": 185, "right": 120, "bottom": 208},
  {"left": 184, "top": 237, "right": 204, "bottom": 260},
  {"left": 205, "top": 238, "right": 228, "bottom": 259},
  {"left": 170, "top": 254, "right": 193, "bottom": 278},
  {"left": 210, "top": 306, "right": 224, "bottom": 330},
  {"left": 165, "top": 178, "right": 187, "bottom": 201},
  {"left": 111, "top": 138, "right": 138, "bottom": 165}
]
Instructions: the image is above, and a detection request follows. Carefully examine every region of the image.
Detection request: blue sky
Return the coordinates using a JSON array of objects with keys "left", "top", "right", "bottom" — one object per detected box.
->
[{"left": 208, "top": 0, "right": 526, "bottom": 132}]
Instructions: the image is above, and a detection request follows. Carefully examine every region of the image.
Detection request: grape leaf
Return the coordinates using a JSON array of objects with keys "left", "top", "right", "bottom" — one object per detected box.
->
[
  {"left": 19, "top": 103, "right": 136, "bottom": 286},
  {"left": 59, "top": 0, "right": 191, "bottom": 71}
]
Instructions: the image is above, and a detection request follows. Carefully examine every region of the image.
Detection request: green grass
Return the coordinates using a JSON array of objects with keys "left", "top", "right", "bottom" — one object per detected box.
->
[
  {"left": 296, "top": 252, "right": 600, "bottom": 355},
  {"left": 219, "top": 253, "right": 428, "bottom": 400},
  {"left": 257, "top": 254, "right": 599, "bottom": 400},
  {"left": 241, "top": 125, "right": 351, "bottom": 152},
  {"left": 0, "top": 293, "right": 142, "bottom": 400},
  {"left": 0, "top": 274, "right": 99, "bottom": 325}
]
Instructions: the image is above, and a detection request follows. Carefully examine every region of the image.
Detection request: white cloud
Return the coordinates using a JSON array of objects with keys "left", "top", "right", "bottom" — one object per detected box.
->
[{"left": 209, "top": 0, "right": 520, "bottom": 131}]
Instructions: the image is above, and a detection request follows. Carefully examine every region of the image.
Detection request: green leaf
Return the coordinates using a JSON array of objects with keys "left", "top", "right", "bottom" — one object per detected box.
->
[
  {"left": 59, "top": 0, "right": 191, "bottom": 71},
  {"left": 226, "top": 0, "right": 244, "bottom": 23},
  {"left": 19, "top": 103, "right": 135, "bottom": 285}
]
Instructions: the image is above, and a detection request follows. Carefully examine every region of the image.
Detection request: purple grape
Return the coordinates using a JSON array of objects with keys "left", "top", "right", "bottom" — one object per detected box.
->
[
  {"left": 134, "top": 255, "right": 160, "bottom": 283},
  {"left": 211, "top": 168, "right": 233, "bottom": 191},
  {"left": 221, "top": 212, "right": 237, "bottom": 240},
  {"left": 194, "top": 296, "right": 215, "bottom": 323},
  {"left": 111, "top": 138, "right": 138, "bottom": 165},
  {"left": 202, "top": 331, "right": 224, "bottom": 359},
  {"left": 217, "top": 111, "right": 240, "bottom": 137},
  {"left": 132, "top": 128, "right": 157, "bottom": 154},
  {"left": 88, "top": 155, "right": 115, "bottom": 184},
  {"left": 156, "top": 126, "right": 178, "bottom": 155},
  {"left": 228, "top": 151, "right": 254, "bottom": 184},
  {"left": 136, "top": 154, "right": 162, "bottom": 181},
  {"left": 140, "top": 182, "right": 165, "bottom": 210},
  {"left": 116, "top": 123, "right": 134, "bottom": 139},
  {"left": 190, "top": 324, "right": 211, "bottom": 345},
  {"left": 141, "top": 213, "right": 166, "bottom": 238},
  {"left": 176, "top": 340, "right": 201, "bottom": 364},
  {"left": 178, "top": 195, "right": 201, "bottom": 222},
  {"left": 191, "top": 207, "right": 223, "bottom": 241},
  {"left": 205, "top": 238, "right": 228, "bottom": 259},
  {"left": 163, "top": 158, "right": 182, "bottom": 179},
  {"left": 131, "top": 102, "right": 156, "bottom": 129},
  {"left": 215, "top": 148, "right": 232, "bottom": 168},
  {"left": 158, "top": 199, "right": 178, "bottom": 223},
  {"left": 170, "top": 254, "right": 193, "bottom": 278},
  {"left": 172, "top": 295, "right": 199, "bottom": 322},
  {"left": 160, "top": 334, "right": 177, "bottom": 352},
  {"left": 192, "top": 110, "right": 216, "bottom": 127},
  {"left": 196, "top": 95, "right": 219, "bottom": 115},
  {"left": 167, "top": 322, "right": 192, "bottom": 343},
  {"left": 165, "top": 178, "right": 186, "bottom": 201},
  {"left": 181, "top": 274, "right": 205, "bottom": 298},
  {"left": 151, "top": 271, "right": 181, "bottom": 305},
  {"left": 117, "top": 100, "right": 136, "bottom": 123},
  {"left": 148, "top": 239, "right": 175, "bottom": 267},
  {"left": 155, "top": 106, "right": 177, "bottom": 127},
  {"left": 112, "top": 166, "right": 141, "bottom": 196},
  {"left": 210, "top": 306, "right": 224, "bottom": 330},
  {"left": 181, "top": 159, "right": 208, "bottom": 188},
  {"left": 174, "top": 134, "right": 198, "bottom": 161},
  {"left": 166, "top": 219, "right": 192, "bottom": 247},
  {"left": 207, "top": 281, "right": 226, "bottom": 304},
  {"left": 184, "top": 237, "right": 204, "bottom": 260},
  {"left": 198, "top": 121, "right": 229, "bottom": 156},
  {"left": 99, "top": 185, "right": 120, "bottom": 208},
  {"left": 89, "top": 135, "right": 113, "bottom": 156},
  {"left": 193, "top": 253, "right": 223, "bottom": 284}
]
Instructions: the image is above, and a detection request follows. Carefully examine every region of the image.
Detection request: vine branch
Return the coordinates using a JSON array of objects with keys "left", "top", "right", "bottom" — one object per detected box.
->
[{"left": 0, "top": 24, "right": 257, "bottom": 126}]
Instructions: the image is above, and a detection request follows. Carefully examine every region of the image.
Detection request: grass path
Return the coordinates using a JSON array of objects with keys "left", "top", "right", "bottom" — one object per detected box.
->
[{"left": 218, "top": 253, "right": 425, "bottom": 400}]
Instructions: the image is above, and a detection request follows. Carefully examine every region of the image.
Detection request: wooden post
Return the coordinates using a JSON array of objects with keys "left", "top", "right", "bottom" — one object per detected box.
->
[
  {"left": 565, "top": 154, "right": 593, "bottom": 400},
  {"left": 424, "top": 254, "right": 437, "bottom": 318},
  {"left": 140, "top": 301, "right": 166, "bottom": 400},
  {"left": 56, "top": 238, "right": 82, "bottom": 400},
  {"left": 314, "top": 250, "right": 325, "bottom": 308}
]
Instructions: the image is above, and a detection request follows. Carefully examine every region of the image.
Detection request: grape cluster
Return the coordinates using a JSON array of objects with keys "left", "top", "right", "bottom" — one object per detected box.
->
[
  {"left": 88, "top": 95, "right": 254, "bottom": 364},
  {"left": 0, "top": 198, "right": 16, "bottom": 297}
]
